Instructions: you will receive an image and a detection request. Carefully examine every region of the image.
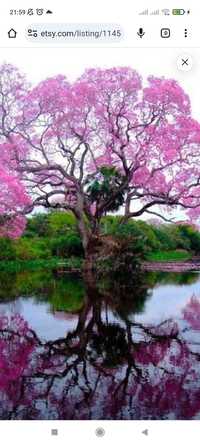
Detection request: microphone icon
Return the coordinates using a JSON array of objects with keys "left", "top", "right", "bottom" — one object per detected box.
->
[{"left": 137, "top": 27, "right": 145, "bottom": 38}]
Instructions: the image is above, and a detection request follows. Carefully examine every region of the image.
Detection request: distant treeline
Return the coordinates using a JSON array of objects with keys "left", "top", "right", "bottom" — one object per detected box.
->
[{"left": 0, "top": 211, "right": 200, "bottom": 261}]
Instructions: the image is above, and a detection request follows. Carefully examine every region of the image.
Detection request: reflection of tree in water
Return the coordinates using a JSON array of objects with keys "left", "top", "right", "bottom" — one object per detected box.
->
[
  {"left": 0, "top": 270, "right": 85, "bottom": 313},
  {"left": 0, "top": 272, "right": 17, "bottom": 301},
  {"left": 0, "top": 269, "right": 199, "bottom": 313},
  {"left": 97, "top": 272, "right": 152, "bottom": 319},
  {"left": 0, "top": 269, "right": 151, "bottom": 318},
  {"left": 1, "top": 275, "right": 200, "bottom": 420},
  {"left": 147, "top": 271, "right": 200, "bottom": 287}
]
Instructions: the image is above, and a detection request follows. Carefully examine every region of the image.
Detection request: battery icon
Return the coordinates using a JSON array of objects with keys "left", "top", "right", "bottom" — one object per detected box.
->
[{"left": 172, "top": 9, "right": 185, "bottom": 15}]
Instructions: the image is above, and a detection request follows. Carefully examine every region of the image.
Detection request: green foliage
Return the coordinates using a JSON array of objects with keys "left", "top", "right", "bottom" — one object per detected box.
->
[
  {"left": 0, "top": 271, "right": 17, "bottom": 300},
  {"left": 147, "top": 271, "right": 199, "bottom": 286},
  {"left": 24, "top": 211, "right": 77, "bottom": 238},
  {"left": 15, "top": 238, "right": 51, "bottom": 260},
  {"left": 50, "top": 234, "right": 84, "bottom": 257},
  {"left": 0, "top": 269, "right": 85, "bottom": 312},
  {"left": 113, "top": 227, "right": 146, "bottom": 258},
  {"left": 0, "top": 237, "right": 16, "bottom": 260},
  {"left": 1, "top": 209, "right": 200, "bottom": 268},
  {"left": 17, "top": 211, "right": 82, "bottom": 261},
  {"left": 135, "top": 221, "right": 161, "bottom": 251},
  {"left": 152, "top": 226, "right": 174, "bottom": 250},
  {"left": 50, "top": 279, "right": 85, "bottom": 312},
  {"left": 177, "top": 225, "right": 200, "bottom": 253},
  {"left": 101, "top": 218, "right": 160, "bottom": 257},
  {"left": 0, "top": 257, "right": 83, "bottom": 272},
  {"left": 152, "top": 224, "right": 190, "bottom": 251},
  {"left": 95, "top": 236, "right": 142, "bottom": 281},
  {"left": 87, "top": 166, "right": 126, "bottom": 212},
  {"left": 150, "top": 223, "right": 200, "bottom": 253},
  {"left": 47, "top": 211, "right": 77, "bottom": 236},
  {"left": 15, "top": 270, "right": 53, "bottom": 295},
  {"left": 25, "top": 213, "right": 49, "bottom": 238},
  {"left": 146, "top": 250, "right": 192, "bottom": 262}
]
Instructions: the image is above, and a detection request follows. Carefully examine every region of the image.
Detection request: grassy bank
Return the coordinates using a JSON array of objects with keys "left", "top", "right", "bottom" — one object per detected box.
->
[
  {"left": 146, "top": 250, "right": 192, "bottom": 262},
  {"left": 0, "top": 250, "right": 193, "bottom": 274},
  {"left": 0, "top": 257, "right": 83, "bottom": 273},
  {"left": 0, "top": 211, "right": 200, "bottom": 271}
]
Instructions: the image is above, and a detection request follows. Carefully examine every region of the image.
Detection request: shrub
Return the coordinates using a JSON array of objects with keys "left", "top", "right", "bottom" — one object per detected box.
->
[
  {"left": 47, "top": 211, "right": 77, "bottom": 236},
  {"left": 24, "top": 211, "right": 78, "bottom": 238},
  {"left": 152, "top": 226, "right": 174, "bottom": 250},
  {"left": 135, "top": 221, "right": 161, "bottom": 251},
  {"left": 177, "top": 225, "right": 200, "bottom": 253},
  {"left": 50, "top": 234, "right": 84, "bottom": 257},
  {"left": 15, "top": 238, "right": 51, "bottom": 260},
  {"left": 24, "top": 213, "right": 49, "bottom": 238},
  {"left": 151, "top": 224, "right": 193, "bottom": 251},
  {"left": 103, "top": 218, "right": 161, "bottom": 255},
  {"left": 0, "top": 238, "right": 16, "bottom": 260}
]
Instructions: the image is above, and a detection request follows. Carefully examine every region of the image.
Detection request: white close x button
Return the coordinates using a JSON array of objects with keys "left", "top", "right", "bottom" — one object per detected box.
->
[{"left": 177, "top": 54, "right": 193, "bottom": 71}]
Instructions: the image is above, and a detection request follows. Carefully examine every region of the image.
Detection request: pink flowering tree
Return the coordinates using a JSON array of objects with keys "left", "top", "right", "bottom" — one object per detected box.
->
[
  {"left": 0, "top": 65, "right": 30, "bottom": 237},
  {"left": 1, "top": 64, "right": 200, "bottom": 257},
  {"left": 0, "top": 165, "right": 30, "bottom": 237}
]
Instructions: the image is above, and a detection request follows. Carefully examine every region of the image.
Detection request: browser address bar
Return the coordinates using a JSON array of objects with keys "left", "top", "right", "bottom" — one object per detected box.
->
[{"left": 26, "top": 23, "right": 124, "bottom": 43}]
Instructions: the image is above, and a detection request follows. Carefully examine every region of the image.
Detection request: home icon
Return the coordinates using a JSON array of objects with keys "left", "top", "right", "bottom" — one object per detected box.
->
[{"left": 8, "top": 29, "right": 17, "bottom": 38}]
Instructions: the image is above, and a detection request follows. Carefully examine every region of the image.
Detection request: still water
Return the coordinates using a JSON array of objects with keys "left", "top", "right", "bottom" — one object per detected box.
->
[{"left": 0, "top": 270, "right": 200, "bottom": 420}]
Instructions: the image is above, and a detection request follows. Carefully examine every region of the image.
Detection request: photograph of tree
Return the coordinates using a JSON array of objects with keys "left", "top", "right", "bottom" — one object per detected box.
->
[{"left": 1, "top": 61, "right": 200, "bottom": 419}]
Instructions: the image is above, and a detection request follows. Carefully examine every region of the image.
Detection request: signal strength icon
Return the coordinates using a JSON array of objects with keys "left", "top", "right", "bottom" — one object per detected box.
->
[
  {"left": 139, "top": 9, "right": 148, "bottom": 15},
  {"left": 150, "top": 9, "right": 160, "bottom": 15}
]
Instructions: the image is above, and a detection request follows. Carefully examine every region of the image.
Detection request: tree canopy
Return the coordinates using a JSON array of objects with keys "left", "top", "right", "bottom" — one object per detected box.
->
[{"left": 1, "top": 64, "right": 200, "bottom": 246}]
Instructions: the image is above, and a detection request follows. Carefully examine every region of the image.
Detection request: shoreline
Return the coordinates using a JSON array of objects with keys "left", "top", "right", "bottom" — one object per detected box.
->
[
  {"left": 142, "top": 261, "right": 200, "bottom": 272},
  {"left": 0, "top": 258, "right": 200, "bottom": 274}
]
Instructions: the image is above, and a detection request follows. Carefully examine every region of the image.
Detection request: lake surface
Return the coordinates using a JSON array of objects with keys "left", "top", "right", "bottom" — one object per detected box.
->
[{"left": 1, "top": 270, "right": 200, "bottom": 420}]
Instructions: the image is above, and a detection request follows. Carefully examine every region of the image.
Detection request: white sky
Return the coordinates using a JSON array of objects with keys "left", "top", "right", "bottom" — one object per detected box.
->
[{"left": 1, "top": 47, "right": 200, "bottom": 222}]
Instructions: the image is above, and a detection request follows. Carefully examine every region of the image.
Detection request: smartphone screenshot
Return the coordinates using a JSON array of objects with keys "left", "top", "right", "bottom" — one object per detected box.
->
[{"left": 0, "top": 1, "right": 200, "bottom": 442}]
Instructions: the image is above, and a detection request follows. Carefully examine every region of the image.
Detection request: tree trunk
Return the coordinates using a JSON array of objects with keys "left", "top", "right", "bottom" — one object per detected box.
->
[
  {"left": 83, "top": 234, "right": 101, "bottom": 279},
  {"left": 74, "top": 192, "right": 91, "bottom": 252}
]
